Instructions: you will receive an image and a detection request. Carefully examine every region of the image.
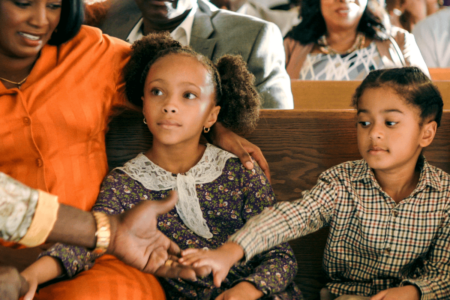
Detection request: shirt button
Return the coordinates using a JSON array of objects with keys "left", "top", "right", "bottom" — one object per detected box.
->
[
  {"left": 385, "top": 247, "right": 391, "bottom": 254},
  {"left": 23, "top": 117, "right": 31, "bottom": 125},
  {"left": 393, "top": 211, "right": 398, "bottom": 217},
  {"left": 36, "top": 158, "right": 43, "bottom": 167}
]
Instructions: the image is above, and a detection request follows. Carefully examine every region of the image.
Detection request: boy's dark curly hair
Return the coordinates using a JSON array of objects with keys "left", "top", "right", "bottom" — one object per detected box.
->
[
  {"left": 124, "top": 32, "right": 260, "bottom": 135},
  {"left": 286, "top": 0, "right": 387, "bottom": 45},
  {"left": 352, "top": 67, "right": 443, "bottom": 127}
]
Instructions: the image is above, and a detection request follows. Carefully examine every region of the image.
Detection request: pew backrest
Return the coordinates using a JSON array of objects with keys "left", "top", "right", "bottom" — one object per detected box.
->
[
  {"left": 292, "top": 80, "right": 450, "bottom": 110},
  {"left": 429, "top": 68, "right": 450, "bottom": 81}
]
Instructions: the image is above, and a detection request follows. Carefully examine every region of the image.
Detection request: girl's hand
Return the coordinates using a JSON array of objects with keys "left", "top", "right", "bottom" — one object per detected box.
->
[
  {"left": 215, "top": 282, "right": 263, "bottom": 300},
  {"left": 20, "top": 271, "right": 38, "bottom": 300},
  {"left": 210, "top": 123, "right": 271, "bottom": 182},
  {"left": 179, "top": 242, "right": 245, "bottom": 287},
  {"left": 370, "top": 285, "right": 420, "bottom": 300},
  {"left": 20, "top": 256, "right": 63, "bottom": 300}
]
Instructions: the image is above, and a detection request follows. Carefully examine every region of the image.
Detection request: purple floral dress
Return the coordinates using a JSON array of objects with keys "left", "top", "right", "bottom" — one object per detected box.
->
[{"left": 42, "top": 144, "right": 302, "bottom": 300}]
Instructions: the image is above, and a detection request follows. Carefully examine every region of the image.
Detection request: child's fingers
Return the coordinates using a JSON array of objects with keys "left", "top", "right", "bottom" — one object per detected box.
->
[
  {"left": 185, "top": 257, "right": 212, "bottom": 268},
  {"left": 179, "top": 251, "right": 207, "bottom": 265},
  {"left": 212, "top": 269, "right": 228, "bottom": 288},
  {"left": 181, "top": 248, "right": 201, "bottom": 256},
  {"left": 23, "top": 280, "right": 38, "bottom": 300}
]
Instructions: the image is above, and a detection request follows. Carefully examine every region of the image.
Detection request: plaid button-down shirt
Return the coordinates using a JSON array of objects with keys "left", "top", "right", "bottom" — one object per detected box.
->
[{"left": 230, "top": 158, "right": 450, "bottom": 299}]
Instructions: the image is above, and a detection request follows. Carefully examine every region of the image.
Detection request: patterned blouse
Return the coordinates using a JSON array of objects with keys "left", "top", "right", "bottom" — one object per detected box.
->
[
  {"left": 230, "top": 157, "right": 450, "bottom": 299},
  {"left": 42, "top": 144, "right": 302, "bottom": 300},
  {"left": 0, "top": 172, "right": 38, "bottom": 242},
  {"left": 300, "top": 42, "right": 384, "bottom": 80}
]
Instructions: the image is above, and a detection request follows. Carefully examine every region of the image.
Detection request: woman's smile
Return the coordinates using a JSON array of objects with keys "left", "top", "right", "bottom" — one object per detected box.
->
[{"left": 17, "top": 31, "right": 44, "bottom": 47}]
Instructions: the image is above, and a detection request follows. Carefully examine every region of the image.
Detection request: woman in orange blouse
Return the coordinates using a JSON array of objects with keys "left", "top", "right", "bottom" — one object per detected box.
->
[{"left": 0, "top": 0, "right": 268, "bottom": 299}]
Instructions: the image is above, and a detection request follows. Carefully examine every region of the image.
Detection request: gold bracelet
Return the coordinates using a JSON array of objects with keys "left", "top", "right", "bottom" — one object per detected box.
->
[{"left": 92, "top": 212, "right": 111, "bottom": 255}]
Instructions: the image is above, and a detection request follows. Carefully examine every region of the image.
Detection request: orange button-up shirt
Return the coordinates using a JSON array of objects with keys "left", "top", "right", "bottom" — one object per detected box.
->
[{"left": 0, "top": 26, "right": 131, "bottom": 211}]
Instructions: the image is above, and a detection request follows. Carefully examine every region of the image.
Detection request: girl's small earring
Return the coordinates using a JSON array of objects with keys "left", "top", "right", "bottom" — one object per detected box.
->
[
  {"left": 143, "top": 118, "right": 147, "bottom": 124},
  {"left": 203, "top": 127, "right": 210, "bottom": 133}
]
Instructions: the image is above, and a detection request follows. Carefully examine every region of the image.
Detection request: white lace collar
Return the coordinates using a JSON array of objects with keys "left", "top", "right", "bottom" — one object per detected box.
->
[{"left": 115, "top": 144, "right": 236, "bottom": 239}]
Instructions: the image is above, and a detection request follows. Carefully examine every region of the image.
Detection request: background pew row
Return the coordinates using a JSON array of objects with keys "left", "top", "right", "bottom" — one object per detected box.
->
[{"left": 292, "top": 80, "right": 450, "bottom": 110}]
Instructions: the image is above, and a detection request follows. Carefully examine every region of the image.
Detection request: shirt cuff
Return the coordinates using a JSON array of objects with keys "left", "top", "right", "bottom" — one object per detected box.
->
[
  {"left": 400, "top": 279, "right": 430, "bottom": 300},
  {"left": 19, "top": 190, "right": 59, "bottom": 247},
  {"left": 228, "top": 230, "right": 259, "bottom": 263}
]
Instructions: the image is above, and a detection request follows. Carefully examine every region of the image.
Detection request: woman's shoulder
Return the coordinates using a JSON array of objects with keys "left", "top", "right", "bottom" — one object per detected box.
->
[{"left": 283, "top": 37, "right": 313, "bottom": 53}]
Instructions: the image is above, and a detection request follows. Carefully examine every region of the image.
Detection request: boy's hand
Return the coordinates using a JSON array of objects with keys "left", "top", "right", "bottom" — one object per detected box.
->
[
  {"left": 179, "top": 242, "right": 245, "bottom": 287},
  {"left": 370, "top": 285, "right": 420, "bottom": 300},
  {"left": 215, "top": 281, "right": 263, "bottom": 300}
]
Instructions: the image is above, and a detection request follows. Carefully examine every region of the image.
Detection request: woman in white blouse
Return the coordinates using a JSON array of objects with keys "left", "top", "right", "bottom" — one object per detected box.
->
[{"left": 283, "top": 0, "right": 429, "bottom": 80}]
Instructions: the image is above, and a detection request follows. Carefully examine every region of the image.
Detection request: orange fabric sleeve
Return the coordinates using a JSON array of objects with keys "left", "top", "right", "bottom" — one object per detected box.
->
[{"left": 19, "top": 191, "right": 59, "bottom": 247}]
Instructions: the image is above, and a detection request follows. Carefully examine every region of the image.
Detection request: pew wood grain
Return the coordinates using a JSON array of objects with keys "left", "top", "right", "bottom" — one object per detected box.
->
[{"left": 292, "top": 80, "right": 450, "bottom": 110}]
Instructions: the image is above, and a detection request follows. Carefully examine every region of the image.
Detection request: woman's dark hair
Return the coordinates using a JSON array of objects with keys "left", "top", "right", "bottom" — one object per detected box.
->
[
  {"left": 48, "top": 0, "right": 84, "bottom": 45},
  {"left": 287, "top": 0, "right": 387, "bottom": 45},
  {"left": 124, "top": 32, "right": 260, "bottom": 135},
  {"left": 352, "top": 67, "right": 443, "bottom": 127}
]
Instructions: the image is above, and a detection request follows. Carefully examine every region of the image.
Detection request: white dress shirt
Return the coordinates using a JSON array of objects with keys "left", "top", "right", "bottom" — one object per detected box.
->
[{"left": 126, "top": 3, "right": 198, "bottom": 46}]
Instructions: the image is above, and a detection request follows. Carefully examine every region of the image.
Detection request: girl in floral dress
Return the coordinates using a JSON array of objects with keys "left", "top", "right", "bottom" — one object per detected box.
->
[{"left": 21, "top": 33, "right": 302, "bottom": 300}]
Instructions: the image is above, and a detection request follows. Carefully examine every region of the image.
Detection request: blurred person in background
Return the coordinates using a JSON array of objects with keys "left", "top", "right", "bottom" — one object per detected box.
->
[
  {"left": 385, "top": 0, "right": 441, "bottom": 32},
  {"left": 96, "top": 0, "right": 294, "bottom": 109},
  {"left": 412, "top": 6, "right": 450, "bottom": 67},
  {"left": 284, "top": 0, "right": 428, "bottom": 80}
]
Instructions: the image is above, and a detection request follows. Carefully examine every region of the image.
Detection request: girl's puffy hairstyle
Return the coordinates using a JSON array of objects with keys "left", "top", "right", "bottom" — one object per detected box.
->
[
  {"left": 48, "top": 0, "right": 84, "bottom": 45},
  {"left": 352, "top": 67, "right": 443, "bottom": 127},
  {"left": 287, "top": 0, "right": 387, "bottom": 45},
  {"left": 124, "top": 32, "right": 260, "bottom": 135}
]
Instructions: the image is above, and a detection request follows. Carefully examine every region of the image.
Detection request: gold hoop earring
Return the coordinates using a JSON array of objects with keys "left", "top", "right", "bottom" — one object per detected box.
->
[
  {"left": 143, "top": 118, "right": 147, "bottom": 124},
  {"left": 203, "top": 127, "right": 210, "bottom": 133}
]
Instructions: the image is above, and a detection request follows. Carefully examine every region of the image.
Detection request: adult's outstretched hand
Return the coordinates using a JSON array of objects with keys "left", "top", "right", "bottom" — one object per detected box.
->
[{"left": 107, "top": 191, "right": 211, "bottom": 280}]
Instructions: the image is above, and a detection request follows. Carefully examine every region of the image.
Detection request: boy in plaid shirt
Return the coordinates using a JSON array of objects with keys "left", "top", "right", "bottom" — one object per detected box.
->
[{"left": 181, "top": 67, "right": 450, "bottom": 300}]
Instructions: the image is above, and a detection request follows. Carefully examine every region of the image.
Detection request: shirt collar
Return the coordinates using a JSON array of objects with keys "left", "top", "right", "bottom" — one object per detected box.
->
[
  {"left": 350, "top": 156, "right": 442, "bottom": 191},
  {"left": 236, "top": 3, "right": 248, "bottom": 15},
  {"left": 115, "top": 143, "right": 236, "bottom": 239},
  {"left": 416, "top": 156, "right": 442, "bottom": 191},
  {"left": 126, "top": 3, "right": 198, "bottom": 46}
]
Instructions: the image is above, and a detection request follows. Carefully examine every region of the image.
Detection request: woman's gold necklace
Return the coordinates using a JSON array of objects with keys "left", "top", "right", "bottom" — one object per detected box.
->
[
  {"left": 0, "top": 76, "right": 28, "bottom": 88},
  {"left": 318, "top": 33, "right": 366, "bottom": 55}
]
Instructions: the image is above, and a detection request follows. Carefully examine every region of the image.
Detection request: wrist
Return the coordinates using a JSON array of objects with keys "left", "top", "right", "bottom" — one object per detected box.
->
[
  {"left": 234, "top": 281, "right": 264, "bottom": 299},
  {"left": 403, "top": 284, "right": 421, "bottom": 299},
  {"left": 209, "top": 122, "right": 225, "bottom": 144},
  {"left": 220, "top": 242, "right": 245, "bottom": 267},
  {"left": 105, "top": 215, "right": 119, "bottom": 255}
]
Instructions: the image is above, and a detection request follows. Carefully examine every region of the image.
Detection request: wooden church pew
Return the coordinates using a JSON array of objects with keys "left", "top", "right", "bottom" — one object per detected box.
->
[
  {"left": 429, "top": 68, "right": 450, "bottom": 81},
  {"left": 292, "top": 80, "right": 450, "bottom": 110},
  {"left": 106, "top": 109, "right": 450, "bottom": 300}
]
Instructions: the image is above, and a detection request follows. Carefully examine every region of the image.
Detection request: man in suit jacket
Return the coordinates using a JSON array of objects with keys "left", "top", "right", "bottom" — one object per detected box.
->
[{"left": 100, "top": 0, "right": 293, "bottom": 109}]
